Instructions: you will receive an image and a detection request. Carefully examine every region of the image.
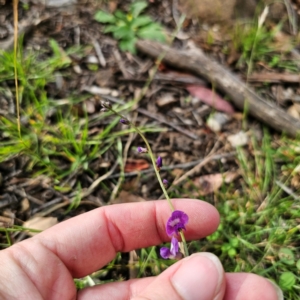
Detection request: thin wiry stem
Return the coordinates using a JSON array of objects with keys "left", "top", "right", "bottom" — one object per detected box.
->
[
  {"left": 108, "top": 106, "right": 174, "bottom": 211},
  {"left": 134, "top": 127, "right": 174, "bottom": 210},
  {"left": 179, "top": 231, "right": 189, "bottom": 257},
  {"left": 104, "top": 104, "right": 190, "bottom": 256},
  {"left": 13, "top": 0, "right": 21, "bottom": 138}
]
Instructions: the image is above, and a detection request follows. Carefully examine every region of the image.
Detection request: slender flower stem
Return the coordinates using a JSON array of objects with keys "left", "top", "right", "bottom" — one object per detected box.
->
[
  {"left": 106, "top": 106, "right": 174, "bottom": 211},
  {"left": 134, "top": 127, "right": 175, "bottom": 211},
  {"left": 179, "top": 231, "right": 189, "bottom": 257},
  {"left": 104, "top": 104, "right": 190, "bottom": 256},
  {"left": 13, "top": 0, "right": 21, "bottom": 138}
]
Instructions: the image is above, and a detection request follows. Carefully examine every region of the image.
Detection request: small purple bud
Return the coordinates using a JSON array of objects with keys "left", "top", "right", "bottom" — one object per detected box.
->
[
  {"left": 120, "top": 118, "right": 130, "bottom": 125},
  {"left": 163, "top": 179, "right": 168, "bottom": 187},
  {"left": 137, "top": 147, "right": 148, "bottom": 153},
  {"left": 156, "top": 156, "right": 163, "bottom": 170},
  {"left": 166, "top": 210, "right": 189, "bottom": 236}
]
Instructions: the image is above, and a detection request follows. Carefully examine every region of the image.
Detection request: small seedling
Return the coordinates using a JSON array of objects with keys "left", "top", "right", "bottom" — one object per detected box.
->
[{"left": 94, "top": 1, "right": 166, "bottom": 54}]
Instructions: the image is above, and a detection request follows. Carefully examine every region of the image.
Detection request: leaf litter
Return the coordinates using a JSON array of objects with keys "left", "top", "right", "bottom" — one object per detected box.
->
[{"left": 0, "top": 0, "right": 300, "bottom": 292}]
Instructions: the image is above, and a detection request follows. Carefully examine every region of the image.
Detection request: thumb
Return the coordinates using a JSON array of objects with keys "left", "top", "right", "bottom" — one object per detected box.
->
[{"left": 133, "top": 253, "right": 225, "bottom": 300}]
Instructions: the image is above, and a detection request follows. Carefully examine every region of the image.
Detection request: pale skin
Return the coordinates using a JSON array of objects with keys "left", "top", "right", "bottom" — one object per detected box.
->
[{"left": 0, "top": 199, "right": 281, "bottom": 300}]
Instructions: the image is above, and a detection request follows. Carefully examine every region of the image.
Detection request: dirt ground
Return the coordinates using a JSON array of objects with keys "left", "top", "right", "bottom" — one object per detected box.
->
[{"left": 1, "top": 0, "right": 300, "bottom": 284}]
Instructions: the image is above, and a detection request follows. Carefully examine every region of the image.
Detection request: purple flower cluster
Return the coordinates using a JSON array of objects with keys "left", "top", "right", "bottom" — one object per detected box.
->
[
  {"left": 137, "top": 150, "right": 168, "bottom": 186},
  {"left": 160, "top": 210, "right": 189, "bottom": 259},
  {"left": 136, "top": 142, "right": 188, "bottom": 259}
]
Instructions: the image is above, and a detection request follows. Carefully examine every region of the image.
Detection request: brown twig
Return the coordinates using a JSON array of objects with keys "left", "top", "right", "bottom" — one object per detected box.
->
[
  {"left": 7, "top": 187, "right": 44, "bottom": 206},
  {"left": 136, "top": 40, "right": 300, "bottom": 137},
  {"left": 91, "top": 93, "right": 199, "bottom": 140},
  {"left": 79, "top": 160, "right": 119, "bottom": 199}
]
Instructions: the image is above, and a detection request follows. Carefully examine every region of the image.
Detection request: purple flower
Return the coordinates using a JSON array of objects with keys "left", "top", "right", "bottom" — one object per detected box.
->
[
  {"left": 166, "top": 210, "right": 189, "bottom": 236},
  {"left": 160, "top": 236, "right": 182, "bottom": 259},
  {"left": 156, "top": 156, "right": 163, "bottom": 170},
  {"left": 137, "top": 146, "right": 148, "bottom": 153},
  {"left": 120, "top": 118, "right": 130, "bottom": 125},
  {"left": 163, "top": 179, "right": 168, "bottom": 187}
]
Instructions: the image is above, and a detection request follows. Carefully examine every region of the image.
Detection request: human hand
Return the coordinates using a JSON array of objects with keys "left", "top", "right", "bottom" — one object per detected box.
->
[{"left": 0, "top": 199, "right": 282, "bottom": 299}]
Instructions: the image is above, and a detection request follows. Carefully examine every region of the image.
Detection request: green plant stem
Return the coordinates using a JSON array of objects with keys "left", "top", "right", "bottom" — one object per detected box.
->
[
  {"left": 134, "top": 127, "right": 174, "bottom": 210},
  {"left": 108, "top": 107, "right": 173, "bottom": 211},
  {"left": 179, "top": 231, "right": 189, "bottom": 257},
  {"left": 134, "top": 126, "right": 191, "bottom": 256},
  {"left": 106, "top": 106, "right": 190, "bottom": 257},
  {"left": 13, "top": 0, "right": 21, "bottom": 138}
]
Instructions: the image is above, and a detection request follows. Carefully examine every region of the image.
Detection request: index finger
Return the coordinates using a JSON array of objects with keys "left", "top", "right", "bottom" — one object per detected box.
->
[{"left": 33, "top": 199, "right": 220, "bottom": 277}]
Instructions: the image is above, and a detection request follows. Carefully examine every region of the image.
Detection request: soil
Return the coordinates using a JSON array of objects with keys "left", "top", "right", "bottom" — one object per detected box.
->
[{"left": 0, "top": 0, "right": 299, "bottom": 282}]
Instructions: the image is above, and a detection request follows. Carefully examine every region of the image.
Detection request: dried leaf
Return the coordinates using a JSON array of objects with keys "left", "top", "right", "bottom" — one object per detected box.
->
[
  {"left": 171, "top": 168, "right": 185, "bottom": 178},
  {"left": 112, "top": 190, "right": 145, "bottom": 204},
  {"left": 0, "top": 216, "right": 14, "bottom": 227},
  {"left": 124, "top": 158, "right": 149, "bottom": 172},
  {"left": 23, "top": 216, "right": 58, "bottom": 236},
  {"left": 21, "top": 198, "right": 30, "bottom": 212},
  {"left": 194, "top": 173, "right": 223, "bottom": 195},
  {"left": 287, "top": 104, "right": 300, "bottom": 119},
  {"left": 156, "top": 93, "right": 177, "bottom": 107},
  {"left": 193, "top": 172, "right": 238, "bottom": 195},
  {"left": 187, "top": 85, "right": 234, "bottom": 114},
  {"left": 178, "top": 0, "right": 236, "bottom": 24},
  {"left": 122, "top": 177, "right": 140, "bottom": 191}
]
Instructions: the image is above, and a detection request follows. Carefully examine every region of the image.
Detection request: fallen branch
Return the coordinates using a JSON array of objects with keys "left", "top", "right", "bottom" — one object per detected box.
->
[
  {"left": 136, "top": 40, "right": 300, "bottom": 137},
  {"left": 247, "top": 72, "right": 300, "bottom": 83}
]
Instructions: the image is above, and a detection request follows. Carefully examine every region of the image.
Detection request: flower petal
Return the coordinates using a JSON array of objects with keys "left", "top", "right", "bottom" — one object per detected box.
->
[
  {"left": 156, "top": 156, "right": 163, "bottom": 169},
  {"left": 166, "top": 210, "right": 189, "bottom": 236},
  {"left": 160, "top": 237, "right": 182, "bottom": 259},
  {"left": 162, "top": 179, "right": 168, "bottom": 187},
  {"left": 170, "top": 236, "right": 179, "bottom": 256},
  {"left": 160, "top": 247, "right": 172, "bottom": 259},
  {"left": 137, "top": 147, "right": 148, "bottom": 153}
]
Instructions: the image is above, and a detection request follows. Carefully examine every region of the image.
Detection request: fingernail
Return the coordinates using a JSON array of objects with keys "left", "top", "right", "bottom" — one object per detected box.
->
[
  {"left": 171, "top": 253, "right": 224, "bottom": 300},
  {"left": 267, "top": 279, "right": 284, "bottom": 300}
]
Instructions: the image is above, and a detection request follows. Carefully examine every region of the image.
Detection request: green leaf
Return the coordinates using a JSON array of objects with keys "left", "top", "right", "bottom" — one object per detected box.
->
[
  {"left": 104, "top": 25, "right": 119, "bottom": 34},
  {"left": 49, "top": 39, "right": 72, "bottom": 68},
  {"left": 279, "top": 272, "right": 296, "bottom": 291},
  {"left": 94, "top": 11, "right": 116, "bottom": 23},
  {"left": 49, "top": 39, "right": 61, "bottom": 57},
  {"left": 229, "top": 237, "right": 239, "bottom": 248},
  {"left": 114, "top": 10, "right": 127, "bottom": 21},
  {"left": 137, "top": 23, "right": 166, "bottom": 42},
  {"left": 130, "top": 1, "right": 148, "bottom": 17},
  {"left": 228, "top": 248, "right": 237, "bottom": 258},
  {"left": 278, "top": 248, "right": 295, "bottom": 266},
  {"left": 296, "top": 259, "right": 300, "bottom": 270},
  {"left": 131, "top": 16, "right": 153, "bottom": 29},
  {"left": 119, "top": 38, "right": 137, "bottom": 54},
  {"left": 221, "top": 243, "right": 231, "bottom": 252},
  {"left": 113, "top": 25, "right": 135, "bottom": 40}
]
